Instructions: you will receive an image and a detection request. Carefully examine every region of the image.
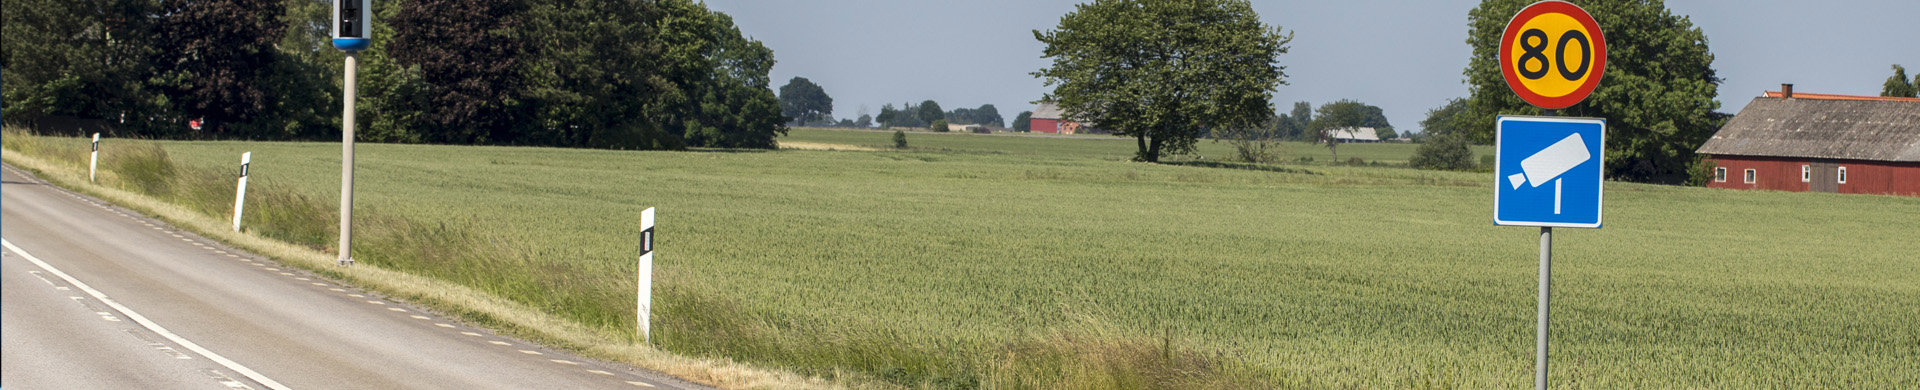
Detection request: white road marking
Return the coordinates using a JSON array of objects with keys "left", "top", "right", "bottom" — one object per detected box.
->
[
  {"left": 27, "top": 270, "right": 72, "bottom": 290},
  {"left": 294, "top": 277, "right": 310, "bottom": 281},
  {"left": 628, "top": 381, "right": 657, "bottom": 387},
  {"left": 350, "top": 294, "right": 365, "bottom": 298},
  {"left": 550, "top": 359, "right": 578, "bottom": 365},
  {"left": 411, "top": 315, "right": 431, "bottom": 320},
  {"left": 312, "top": 283, "right": 328, "bottom": 287},
  {"left": 4, "top": 239, "right": 292, "bottom": 390},
  {"left": 489, "top": 341, "right": 511, "bottom": 346},
  {"left": 387, "top": 307, "right": 407, "bottom": 312},
  {"left": 264, "top": 267, "right": 280, "bottom": 272},
  {"left": 280, "top": 273, "right": 294, "bottom": 276},
  {"left": 587, "top": 370, "right": 614, "bottom": 376},
  {"left": 460, "top": 332, "right": 483, "bottom": 337},
  {"left": 519, "top": 350, "right": 544, "bottom": 355},
  {"left": 203, "top": 369, "right": 255, "bottom": 390},
  {"left": 329, "top": 288, "right": 346, "bottom": 292},
  {"left": 366, "top": 300, "right": 386, "bottom": 305},
  {"left": 435, "top": 323, "right": 455, "bottom": 328},
  {"left": 127, "top": 329, "right": 191, "bottom": 360}
]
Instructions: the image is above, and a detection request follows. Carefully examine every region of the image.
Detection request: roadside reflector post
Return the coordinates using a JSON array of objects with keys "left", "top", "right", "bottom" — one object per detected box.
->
[
  {"left": 638, "top": 207, "right": 655, "bottom": 344},
  {"left": 89, "top": 133, "right": 100, "bottom": 182},
  {"left": 233, "top": 152, "right": 251, "bottom": 232}
]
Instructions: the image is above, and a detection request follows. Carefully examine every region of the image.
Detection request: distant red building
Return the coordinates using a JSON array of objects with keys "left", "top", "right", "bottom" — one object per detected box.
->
[
  {"left": 1696, "top": 85, "right": 1920, "bottom": 197},
  {"left": 1028, "top": 102, "right": 1102, "bottom": 134}
]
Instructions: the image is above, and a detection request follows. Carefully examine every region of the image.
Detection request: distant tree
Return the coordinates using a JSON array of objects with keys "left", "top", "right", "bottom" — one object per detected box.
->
[
  {"left": 929, "top": 119, "right": 949, "bottom": 132},
  {"left": 1280, "top": 101, "right": 1314, "bottom": 141},
  {"left": 1034, "top": 0, "right": 1292, "bottom": 162},
  {"left": 779, "top": 76, "right": 835, "bottom": 125},
  {"left": 1012, "top": 111, "right": 1033, "bottom": 132},
  {"left": 1308, "top": 99, "right": 1392, "bottom": 162},
  {"left": 877, "top": 102, "right": 925, "bottom": 128},
  {"left": 1418, "top": 98, "right": 1474, "bottom": 141},
  {"left": 1884, "top": 65, "right": 1917, "bottom": 98},
  {"left": 1375, "top": 127, "right": 1399, "bottom": 141},
  {"left": 893, "top": 130, "right": 908, "bottom": 148},
  {"left": 1465, "top": 0, "right": 1720, "bottom": 182},
  {"left": 1410, "top": 133, "right": 1476, "bottom": 170},
  {"left": 150, "top": 0, "right": 289, "bottom": 136},
  {"left": 854, "top": 114, "right": 873, "bottom": 128},
  {"left": 917, "top": 100, "right": 945, "bottom": 125},
  {"left": 389, "top": 0, "right": 529, "bottom": 144},
  {"left": 834, "top": 118, "right": 854, "bottom": 127}
]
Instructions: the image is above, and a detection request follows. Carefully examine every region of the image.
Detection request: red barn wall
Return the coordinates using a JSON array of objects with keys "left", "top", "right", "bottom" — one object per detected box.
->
[
  {"left": 1839, "top": 161, "right": 1920, "bottom": 196},
  {"left": 1708, "top": 155, "right": 1920, "bottom": 197},
  {"left": 1031, "top": 118, "right": 1060, "bottom": 133}
]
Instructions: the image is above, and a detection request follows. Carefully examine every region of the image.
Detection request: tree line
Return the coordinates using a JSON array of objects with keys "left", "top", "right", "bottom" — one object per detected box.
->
[{"left": 1, "top": 0, "right": 785, "bottom": 150}]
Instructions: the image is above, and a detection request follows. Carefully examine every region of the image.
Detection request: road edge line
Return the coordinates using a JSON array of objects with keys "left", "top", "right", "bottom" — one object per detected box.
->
[{"left": 3, "top": 238, "right": 293, "bottom": 390}]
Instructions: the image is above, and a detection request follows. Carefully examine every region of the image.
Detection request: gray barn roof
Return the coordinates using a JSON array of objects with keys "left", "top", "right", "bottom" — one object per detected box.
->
[
  {"left": 1032, "top": 102, "right": 1065, "bottom": 120},
  {"left": 1697, "top": 97, "right": 1920, "bottom": 163}
]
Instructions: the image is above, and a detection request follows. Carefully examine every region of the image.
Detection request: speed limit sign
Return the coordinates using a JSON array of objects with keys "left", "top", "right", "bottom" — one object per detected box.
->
[{"left": 1500, "top": 1, "right": 1606, "bottom": 109}]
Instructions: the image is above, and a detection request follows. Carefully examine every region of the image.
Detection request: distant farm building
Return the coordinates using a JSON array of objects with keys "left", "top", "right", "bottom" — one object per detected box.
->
[
  {"left": 1695, "top": 85, "right": 1920, "bottom": 197},
  {"left": 1029, "top": 102, "right": 1105, "bottom": 134},
  {"left": 946, "top": 123, "right": 990, "bottom": 133},
  {"left": 1328, "top": 127, "right": 1381, "bottom": 143}
]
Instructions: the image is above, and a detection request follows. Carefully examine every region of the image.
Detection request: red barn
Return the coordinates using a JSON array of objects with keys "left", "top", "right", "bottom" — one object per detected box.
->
[
  {"left": 1028, "top": 102, "right": 1103, "bottom": 134},
  {"left": 1696, "top": 86, "right": 1920, "bottom": 197}
]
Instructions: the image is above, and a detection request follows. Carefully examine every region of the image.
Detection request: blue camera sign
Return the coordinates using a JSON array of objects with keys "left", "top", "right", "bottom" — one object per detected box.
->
[{"left": 1494, "top": 116, "right": 1605, "bottom": 228}]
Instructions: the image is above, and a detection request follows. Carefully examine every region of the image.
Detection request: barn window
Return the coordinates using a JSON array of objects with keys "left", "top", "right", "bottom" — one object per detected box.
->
[
  {"left": 1838, "top": 167, "right": 1848, "bottom": 184},
  {"left": 1714, "top": 167, "right": 1726, "bottom": 182},
  {"left": 1801, "top": 165, "right": 1810, "bottom": 182},
  {"left": 1743, "top": 169, "right": 1756, "bottom": 184}
]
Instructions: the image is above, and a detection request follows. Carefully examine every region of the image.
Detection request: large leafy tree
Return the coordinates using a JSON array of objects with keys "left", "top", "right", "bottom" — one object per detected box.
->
[
  {"left": 1418, "top": 98, "right": 1472, "bottom": 140},
  {"left": 1012, "top": 111, "right": 1033, "bottom": 132},
  {"left": 1034, "top": 0, "right": 1291, "bottom": 162},
  {"left": 519, "top": 0, "right": 674, "bottom": 149},
  {"left": 1465, "top": 0, "right": 1721, "bottom": 183},
  {"left": 947, "top": 104, "right": 1004, "bottom": 127},
  {"left": 778, "top": 76, "right": 833, "bottom": 126},
  {"left": 915, "top": 100, "right": 945, "bottom": 125},
  {"left": 1884, "top": 65, "right": 1917, "bottom": 98},
  {"left": 653, "top": 0, "right": 786, "bottom": 149},
  {"left": 150, "top": 0, "right": 289, "bottom": 137},
  {"left": 389, "top": 0, "right": 530, "bottom": 144},
  {"left": 1, "top": 0, "right": 160, "bottom": 131}
]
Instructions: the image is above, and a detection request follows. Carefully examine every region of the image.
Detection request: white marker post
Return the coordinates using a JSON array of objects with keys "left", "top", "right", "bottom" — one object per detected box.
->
[
  {"left": 638, "top": 207, "right": 655, "bottom": 344},
  {"left": 233, "top": 152, "right": 251, "bottom": 232},
  {"left": 89, "top": 133, "right": 100, "bottom": 182}
]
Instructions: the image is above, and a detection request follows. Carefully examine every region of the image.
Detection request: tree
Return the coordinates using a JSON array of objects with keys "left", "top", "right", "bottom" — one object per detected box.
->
[
  {"left": 1034, "top": 0, "right": 1291, "bottom": 162},
  {"left": 651, "top": 0, "right": 787, "bottom": 149},
  {"left": 1418, "top": 98, "right": 1473, "bottom": 141},
  {"left": 1271, "top": 101, "right": 1313, "bottom": 141},
  {"left": 389, "top": 0, "right": 529, "bottom": 144},
  {"left": 916, "top": 100, "right": 945, "bottom": 125},
  {"left": 1307, "top": 99, "right": 1391, "bottom": 162},
  {"left": 893, "top": 130, "right": 908, "bottom": 148},
  {"left": 1214, "top": 119, "right": 1283, "bottom": 163},
  {"left": 1012, "top": 111, "right": 1033, "bottom": 132},
  {"left": 1, "top": 0, "right": 162, "bottom": 133},
  {"left": 947, "top": 104, "right": 1005, "bottom": 128},
  {"left": 930, "top": 119, "right": 949, "bottom": 132},
  {"left": 1884, "top": 65, "right": 1917, "bottom": 98},
  {"left": 779, "top": 76, "right": 834, "bottom": 125},
  {"left": 150, "top": 0, "right": 289, "bottom": 137},
  {"left": 1465, "top": 0, "right": 1721, "bottom": 183},
  {"left": 876, "top": 102, "right": 924, "bottom": 128},
  {"left": 854, "top": 114, "right": 873, "bottom": 128},
  {"left": 1375, "top": 127, "right": 1399, "bottom": 141},
  {"left": 1409, "top": 133, "right": 1476, "bottom": 170}
]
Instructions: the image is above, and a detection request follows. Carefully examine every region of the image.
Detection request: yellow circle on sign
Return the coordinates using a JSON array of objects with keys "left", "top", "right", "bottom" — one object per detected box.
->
[{"left": 1510, "top": 13, "right": 1594, "bottom": 98}]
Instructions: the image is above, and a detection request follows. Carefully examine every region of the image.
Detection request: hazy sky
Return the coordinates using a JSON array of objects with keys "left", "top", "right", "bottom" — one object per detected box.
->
[{"left": 703, "top": 0, "right": 1920, "bottom": 133}]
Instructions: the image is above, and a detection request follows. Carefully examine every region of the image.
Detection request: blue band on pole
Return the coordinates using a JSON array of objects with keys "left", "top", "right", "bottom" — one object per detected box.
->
[{"left": 333, "top": 38, "right": 371, "bottom": 51}]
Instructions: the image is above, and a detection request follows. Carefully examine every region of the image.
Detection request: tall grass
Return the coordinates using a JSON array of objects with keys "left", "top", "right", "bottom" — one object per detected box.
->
[{"left": 9, "top": 127, "right": 1917, "bottom": 389}]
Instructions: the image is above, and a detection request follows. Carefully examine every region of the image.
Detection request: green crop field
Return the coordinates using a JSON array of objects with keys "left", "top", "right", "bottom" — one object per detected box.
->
[{"left": 6, "top": 128, "right": 1915, "bottom": 388}]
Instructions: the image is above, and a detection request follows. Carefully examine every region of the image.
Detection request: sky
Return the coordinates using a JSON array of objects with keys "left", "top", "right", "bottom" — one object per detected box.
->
[{"left": 703, "top": 0, "right": 1920, "bottom": 133}]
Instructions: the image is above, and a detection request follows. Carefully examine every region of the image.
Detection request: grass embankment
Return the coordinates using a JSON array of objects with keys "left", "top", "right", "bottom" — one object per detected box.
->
[
  {"left": 8, "top": 127, "right": 1917, "bottom": 388},
  {"left": 783, "top": 127, "right": 1493, "bottom": 166}
]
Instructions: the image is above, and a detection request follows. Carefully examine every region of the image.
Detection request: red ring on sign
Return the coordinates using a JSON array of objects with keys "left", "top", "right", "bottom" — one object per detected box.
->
[{"left": 1499, "top": 1, "right": 1607, "bottom": 110}]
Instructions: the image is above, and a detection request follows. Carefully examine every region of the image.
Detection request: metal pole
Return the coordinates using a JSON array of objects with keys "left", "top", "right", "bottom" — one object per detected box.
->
[
  {"left": 1536, "top": 226, "right": 1552, "bottom": 390},
  {"left": 338, "top": 52, "right": 358, "bottom": 266}
]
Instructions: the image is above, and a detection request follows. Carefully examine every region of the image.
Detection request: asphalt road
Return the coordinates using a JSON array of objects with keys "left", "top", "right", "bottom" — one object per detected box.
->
[{"left": 1, "top": 164, "right": 705, "bottom": 390}]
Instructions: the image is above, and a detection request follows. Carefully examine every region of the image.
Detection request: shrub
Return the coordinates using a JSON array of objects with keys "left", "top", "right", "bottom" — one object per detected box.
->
[
  {"left": 893, "top": 130, "right": 909, "bottom": 149},
  {"left": 930, "top": 119, "right": 950, "bottom": 133},
  {"left": 1409, "top": 133, "right": 1476, "bottom": 171}
]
